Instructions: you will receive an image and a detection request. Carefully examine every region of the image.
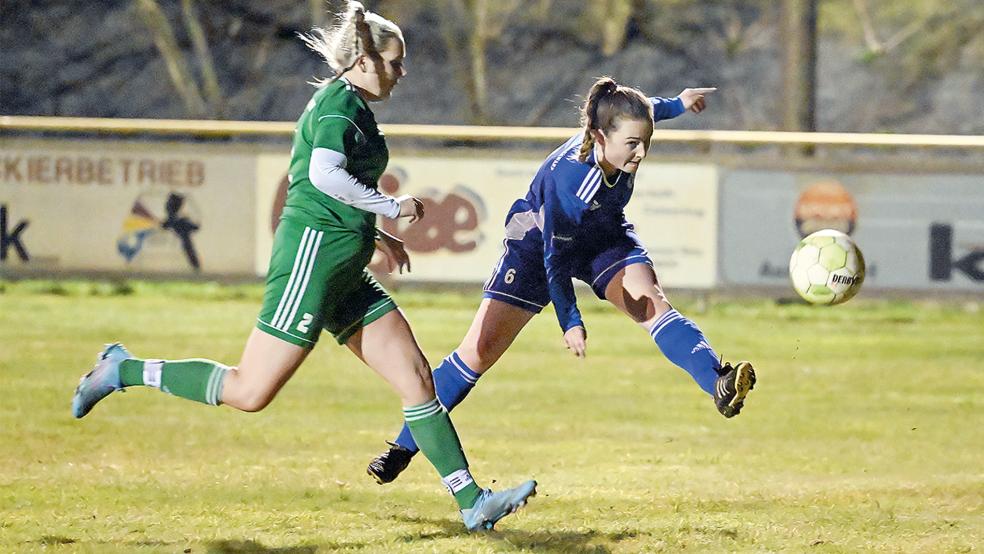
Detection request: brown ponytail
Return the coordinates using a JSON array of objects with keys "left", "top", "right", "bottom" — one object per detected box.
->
[{"left": 577, "top": 77, "right": 653, "bottom": 163}]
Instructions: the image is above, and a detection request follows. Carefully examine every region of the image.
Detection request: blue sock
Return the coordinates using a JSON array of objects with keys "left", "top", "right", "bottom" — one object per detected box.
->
[
  {"left": 649, "top": 309, "right": 721, "bottom": 395},
  {"left": 393, "top": 351, "right": 482, "bottom": 453}
]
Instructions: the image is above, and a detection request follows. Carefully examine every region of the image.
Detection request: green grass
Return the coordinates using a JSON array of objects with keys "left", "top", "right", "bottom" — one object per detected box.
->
[{"left": 1, "top": 280, "right": 982, "bottom": 553}]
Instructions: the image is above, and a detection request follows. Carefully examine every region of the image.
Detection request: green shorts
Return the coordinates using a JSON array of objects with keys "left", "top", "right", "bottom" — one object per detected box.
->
[{"left": 256, "top": 217, "right": 397, "bottom": 347}]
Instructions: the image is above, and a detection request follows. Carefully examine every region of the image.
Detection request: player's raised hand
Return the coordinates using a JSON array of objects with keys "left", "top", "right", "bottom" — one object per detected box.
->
[
  {"left": 396, "top": 195, "right": 425, "bottom": 223},
  {"left": 564, "top": 325, "right": 587, "bottom": 359},
  {"left": 677, "top": 87, "right": 717, "bottom": 113},
  {"left": 375, "top": 229, "right": 411, "bottom": 274}
]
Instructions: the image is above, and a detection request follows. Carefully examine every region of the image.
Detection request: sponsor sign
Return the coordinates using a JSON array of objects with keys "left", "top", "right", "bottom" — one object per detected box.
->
[
  {"left": 257, "top": 154, "right": 719, "bottom": 287},
  {"left": 623, "top": 164, "right": 718, "bottom": 288},
  {"left": 2, "top": 138, "right": 719, "bottom": 287},
  {"left": 0, "top": 139, "right": 260, "bottom": 276},
  {"left": 720, "top": 170, "right": 984, "bottom": 291}
]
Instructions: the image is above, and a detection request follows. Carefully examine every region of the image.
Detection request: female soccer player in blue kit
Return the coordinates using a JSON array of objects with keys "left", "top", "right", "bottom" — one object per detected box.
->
[{"left": 368, "top": 77, "right": 756, "bottom": 484}]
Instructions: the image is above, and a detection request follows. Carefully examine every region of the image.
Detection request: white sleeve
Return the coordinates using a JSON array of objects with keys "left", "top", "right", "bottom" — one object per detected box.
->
[{"left": 308, "top": 147, "right": 402, "bottom": 219}]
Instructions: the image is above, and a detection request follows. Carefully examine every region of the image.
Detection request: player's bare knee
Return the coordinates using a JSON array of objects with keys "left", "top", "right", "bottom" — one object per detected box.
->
[
  {"left": 413, "top": 358, "right": 433, "bottom": 390},
  {"left": 234, "top": 389, "right": 275, "bottom": 412},
  {"left": 400, "top": 364, "right": 435, "bottom": 404},
  {"left": 394, "top": 353, "right": 433, "bottom": 393},
  {"left": 222, "top": 378, "right": 275, "bottom": 412},
  {"left": 462, "top": 336, "right": 500, "bottom": 372}
]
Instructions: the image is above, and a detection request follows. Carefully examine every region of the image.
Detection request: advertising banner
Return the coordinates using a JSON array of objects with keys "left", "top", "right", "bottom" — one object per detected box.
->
[
  {"left": 623, "top": 164, "right": 718, "bottom": 288},
  {"left": 1, "top": 138, "right": 719, "bottom": 288},
  {"left": 720, "top": 170, "right": 984, "bottom": 291},
  {"left": 0, "top": 139, "right": 261, "bottom": 276},
  {"left": 257, "top": 154, "right": 719, "bottom": 288}
]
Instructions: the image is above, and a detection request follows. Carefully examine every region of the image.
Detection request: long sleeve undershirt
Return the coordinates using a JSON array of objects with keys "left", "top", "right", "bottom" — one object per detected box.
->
[{"left": 308, "top": 147, "right": 402, "bottom": 219}]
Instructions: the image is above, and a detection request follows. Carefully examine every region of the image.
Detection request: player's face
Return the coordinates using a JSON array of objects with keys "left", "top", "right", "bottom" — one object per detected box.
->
[
  {"left": 597, "top": 117, "right": 653, "bottom": 174},
  {"left": 361, "top": 38, "right": 406, "bottom": 101}
]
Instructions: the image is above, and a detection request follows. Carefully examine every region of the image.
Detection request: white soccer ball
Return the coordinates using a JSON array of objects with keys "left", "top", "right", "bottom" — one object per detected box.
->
[{"left": 788, "top": 229, "right": 865, "bottom": 305}]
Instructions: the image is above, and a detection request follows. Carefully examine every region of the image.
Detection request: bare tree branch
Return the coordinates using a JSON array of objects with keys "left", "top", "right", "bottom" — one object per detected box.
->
[
  {"left": 882, "top": 20, "right": 921, "bottom": 52},
  {"left": 134, "top": 0, "right": 206, "bottom": 117},
  {"left": 437, "top": 0, "right": 479, "bottom": 122},
  {"left": 596, "top": 0, "right": 634, "bottom": 56},
  {"left": 851, "top": 0, "right": 883, "bottom": 53},
  {"left": 465, "top": 0, "right": 489, "bottom": 123},
  {"left": 310, "top": 0, "right": 326, "bottom": 28},
  {"left": 181, "top": 0, "right": 222, "bottom": 116}
]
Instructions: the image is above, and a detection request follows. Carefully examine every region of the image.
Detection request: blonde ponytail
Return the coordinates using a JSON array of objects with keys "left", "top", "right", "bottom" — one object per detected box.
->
[{"left": 300, "top": 1, "right": 403, "bottom": 87}]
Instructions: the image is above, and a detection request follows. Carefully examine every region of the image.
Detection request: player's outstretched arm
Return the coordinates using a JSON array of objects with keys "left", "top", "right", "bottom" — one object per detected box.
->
[{"left": 676, "top": 87, "right": 717, "bottom": 113}]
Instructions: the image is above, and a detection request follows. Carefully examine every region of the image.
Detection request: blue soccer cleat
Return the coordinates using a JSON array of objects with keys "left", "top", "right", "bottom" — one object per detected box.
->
[
  {"left": 72, "top": 343, "right": 131, "bottom": 419},
  {"left": 461, "top": 480, "right": 537, "bottom": 531}
]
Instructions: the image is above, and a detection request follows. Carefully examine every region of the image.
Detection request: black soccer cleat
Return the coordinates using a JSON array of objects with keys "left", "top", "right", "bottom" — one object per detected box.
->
[
  {"left": 367, "top": 441, "right": 416, "bottom": 484},
  {"left": 714, "top": 361, "right": 756, "bottom": 418}
]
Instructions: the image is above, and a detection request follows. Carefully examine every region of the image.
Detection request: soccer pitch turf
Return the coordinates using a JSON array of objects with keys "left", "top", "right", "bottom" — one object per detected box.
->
[{"left": 1, "top": 280, "right": 982, "bottom": 553}]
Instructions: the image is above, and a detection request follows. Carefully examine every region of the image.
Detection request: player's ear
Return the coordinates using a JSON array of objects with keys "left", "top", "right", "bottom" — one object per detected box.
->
[{"left": 590, "top": 129, "right": 606, "bottom": 148}]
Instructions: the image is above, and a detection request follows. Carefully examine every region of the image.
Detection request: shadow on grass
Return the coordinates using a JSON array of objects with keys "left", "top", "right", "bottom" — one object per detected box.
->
[
  {"left": 200, "top": 518, "right": 649, "bottom": 554},
  {"left": 37, "top": 535, "right": 76, "bottom": 545},
  {"left": 392, "top": 515, "right": 649, "bottom": 553},
  {"left": 33, "top": 538, "right": 324, "bottom": 553},
  {"left": 207, "top": 540, "right": 320, "bottom": 553}
]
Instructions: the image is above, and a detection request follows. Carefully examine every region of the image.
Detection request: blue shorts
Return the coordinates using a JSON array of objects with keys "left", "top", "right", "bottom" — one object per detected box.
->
[{"left": 482, "top": 228, "right": 652, "bottom": 313}]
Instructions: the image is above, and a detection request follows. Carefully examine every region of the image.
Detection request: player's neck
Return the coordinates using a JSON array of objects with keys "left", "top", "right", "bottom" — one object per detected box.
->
[
  {"left": 596, "top": 157, "right": 619, "bottom": 180},
  {"left": 342, "top": 75, "right": 377, "bottom": 102},
  {"left": 592, "top": 143, "right": 620, "bottom": 180}
]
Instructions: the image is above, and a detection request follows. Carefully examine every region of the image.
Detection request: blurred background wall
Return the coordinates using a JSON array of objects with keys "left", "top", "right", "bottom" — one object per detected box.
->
[
  {"left": 2, "top": 0, "right": 982, "bottom": 133},
  {"left": 1, "top": 1, "right": 982, "bottom": 295}
]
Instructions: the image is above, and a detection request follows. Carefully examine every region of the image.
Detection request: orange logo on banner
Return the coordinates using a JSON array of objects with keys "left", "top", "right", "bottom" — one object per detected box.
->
[
  {"left": 794, "top": 180, "right": 857, "bottom": 237},
  {"left": 270, "top": 170, "right": 486, "bottom": 253},
  {"left": 378, "top": 169, "right": 485, "bottom": 253}
]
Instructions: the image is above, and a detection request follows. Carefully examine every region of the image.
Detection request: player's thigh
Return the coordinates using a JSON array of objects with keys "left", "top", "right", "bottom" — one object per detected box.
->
[
  {"left": 580, "top": 231, "right": 670, "bottom": 325},
  {"left": 457, "top": 298, "right": 536, "bottom": 373},
  {"left": 345, "top": 308, "right": 434, "bottom": 406},
  {"left": 603, "top": 262, "right": 671, "bottom": 324},
  {"left": 222, "top": 327, "right": 311, "bottom": 411}
]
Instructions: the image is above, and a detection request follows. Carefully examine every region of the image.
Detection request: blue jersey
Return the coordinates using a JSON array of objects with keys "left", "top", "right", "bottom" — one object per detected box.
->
[{"left": 502, "top": 96, "right": 685, "bottom": 332}]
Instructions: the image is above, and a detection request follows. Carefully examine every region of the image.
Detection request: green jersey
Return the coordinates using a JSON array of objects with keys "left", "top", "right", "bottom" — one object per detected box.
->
[{"left": 285, "top": 78, "right": 389, "bottom": 236}]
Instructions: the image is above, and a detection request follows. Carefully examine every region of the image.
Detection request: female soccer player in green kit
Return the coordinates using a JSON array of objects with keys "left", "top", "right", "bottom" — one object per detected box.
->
[{"left": 71, "top": 1, "right": 536, "bottom": 532}]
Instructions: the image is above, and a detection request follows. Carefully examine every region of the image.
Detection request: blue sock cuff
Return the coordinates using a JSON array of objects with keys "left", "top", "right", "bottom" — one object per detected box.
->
[
  {"left": 649, "top": 309, "right": 682, "bottom": 339},
  {"left": 447, "top": 351, "right": 481, "bottom": 384}
]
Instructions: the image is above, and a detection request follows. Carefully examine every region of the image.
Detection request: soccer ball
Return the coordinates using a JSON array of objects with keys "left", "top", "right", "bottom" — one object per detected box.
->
[{"left": 788, "top": 229, "right": 865, "bottom": 305}]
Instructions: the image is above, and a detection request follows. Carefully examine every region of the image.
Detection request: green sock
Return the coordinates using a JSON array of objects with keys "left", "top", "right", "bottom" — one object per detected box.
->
[
  {"left": 404, "top": 399, "right": 482, "bottom": 509},
  {"left": 119, "top": 358, "right": 227, "bottom": 406}
]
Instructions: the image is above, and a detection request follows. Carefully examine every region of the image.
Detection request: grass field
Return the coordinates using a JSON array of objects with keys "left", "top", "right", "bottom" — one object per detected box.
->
[{"left": 1, "top": 280, "right": 982, "bottom": 553}]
